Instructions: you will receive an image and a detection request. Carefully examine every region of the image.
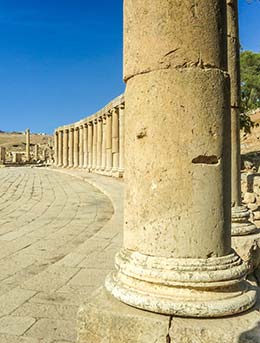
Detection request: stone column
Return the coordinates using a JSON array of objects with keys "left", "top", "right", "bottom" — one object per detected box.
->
[
  {"left": 105, "top": 112, "right": 112, "bottom": 174},
  {"left": 0, "top": 147, "right": 6, "bottom": 164},
  {"left": 58, "top": 130, "right": 63, "bottom": 167},
  {"left": 101, "top": 115, "right": 107, "bottom": 171},
  {"left": 227, "top": 0, "right": 257, "bottom": 236},
  {"left": 68, "top": 127, "right": 74, "bottom": 168},
  {"left": 73, "top": 127, "right": 79, "bottom": 168},
  {"left": 96, "top": 117, "right": 103, "bottom": 171},
  {"left": 105, "top": 0, "right": 256, "bottom": 318},
  {"left": 34, "top": 144, "right": 39, "bottom": 161},
  {"left": 118, "top": 103, "right": 125, "bottom": 176},
  {"left": 83, "top": 123, "right": 88, "bottom": 168},
  {"left": 92, "top": 119, "right": 98, "bottom": 171},
  {"left": 79, "top": 125, "right": 84, "bottom": 168},
  {"left": 25, "top": 128, "right": 30, "bottom": 162},
  {"left": 63, "top": 128, "right": 69, "bottom": 168},
  {"left": 54, "top": 131, "right": 58, "bottom": 166},
  {"left": 42, "top": 148, "right": 46, "bottom": 162},
  {"left": 112, "top": 107, "right": 119, "bottom": 175},
  {"left": 87, "top": 122, "right": 93, "bottom": 170}
]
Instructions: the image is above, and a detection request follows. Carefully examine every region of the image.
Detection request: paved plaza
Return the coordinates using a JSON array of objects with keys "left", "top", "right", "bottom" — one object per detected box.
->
[{"left": 0, "top": 166, "right": 123, "bottom": 342}]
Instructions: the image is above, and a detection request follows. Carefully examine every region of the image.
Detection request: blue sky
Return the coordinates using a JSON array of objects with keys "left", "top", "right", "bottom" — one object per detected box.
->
[{"left": 0, "top": 1, "right": 259, "bottom": 134}]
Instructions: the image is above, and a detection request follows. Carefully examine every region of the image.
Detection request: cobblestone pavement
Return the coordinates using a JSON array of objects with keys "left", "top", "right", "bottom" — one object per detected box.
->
[{"left": 0, "top": 167, "right": 123, "bottom": 343}]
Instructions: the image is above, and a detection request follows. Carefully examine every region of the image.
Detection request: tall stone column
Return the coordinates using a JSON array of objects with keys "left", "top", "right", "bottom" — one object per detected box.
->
[
  {"left": 97, "top": 117, "right": 102, "bottom": 171},
  {"left": 42, "top": 148, "right": 46, "bottom": 162},
  {"left": 112, "top": 107, "right": 119, "bottom": 175},
  {"left": 73, "top": 127, "right": 79, "bottom": 168},
  {"left": 79, "top": 124, "right": 84, "bottom": 168},
  {"left": 101, "top": 115, "right": 107, "bottom": 171},
  {"left": 34, "top": 144, "right": 39, "bottom": 161},
  {"left": 105, "top": 0, "right": 256, "bottom": 318},
  {"left": 54, "top": 131, "right": 58, "bottom": 166},
  {"left": 83, "top": 123, "right": 88, "bottom": 168},
  {"left": 87, "top": 122, "right": 93, "bottom": 170},
  {"left": 118, "top": 103, "right": 125, "bottom": 176},
  {"left": 0, "top": 147, "right": 6, "bottom": 164},
  {"left": 63, "top": 128, "right": 69, "bottom": 168},
  {"left": 25, "top": 128, "right": 30, "bottom": 162},
  {"left": 105, "top": 112, "right": 112, "bottom": 174},
  {"left": 58, "top": 130, "right": 63, "bottom": 167},
  {"left": 227, "top": 0, "right": 257, "bottom": 236},
  {"left": 68, "top": 127, "right": 74, "bottom": 168},
  {"left": 92, "top": 119, "right": 98, "bottom": 171}
]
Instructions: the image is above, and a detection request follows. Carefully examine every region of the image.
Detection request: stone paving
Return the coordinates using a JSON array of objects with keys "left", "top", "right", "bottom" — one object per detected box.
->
[{"left": 0, "top": 166, "right": 123, "bottom": 342}]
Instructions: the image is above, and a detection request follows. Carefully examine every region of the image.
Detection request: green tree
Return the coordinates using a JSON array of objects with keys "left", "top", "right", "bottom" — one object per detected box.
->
[
  {"left": 240, "top": 50, "right": 260, "bottom": 111},
  {"left": 240, "top": 50, "right": 260, "bottom": 132}
]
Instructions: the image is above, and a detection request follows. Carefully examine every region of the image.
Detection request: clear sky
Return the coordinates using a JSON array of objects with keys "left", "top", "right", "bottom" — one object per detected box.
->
[{"left": 0, "top": 1, "right": 259, "bottom": 134}]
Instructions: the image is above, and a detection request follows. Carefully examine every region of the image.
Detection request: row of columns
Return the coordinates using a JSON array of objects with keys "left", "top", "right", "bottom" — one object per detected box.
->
[{"left": 54, "top": 100, "right": 125, "bottom": 177}]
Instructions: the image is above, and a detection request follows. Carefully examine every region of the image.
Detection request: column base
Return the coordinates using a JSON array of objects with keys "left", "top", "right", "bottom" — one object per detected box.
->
[
  {"left": 105, "top": 248, "right": 256, "bottom": 318},
  {"left": 232, "top": 206, "right": 258, "bottom": 236},
  {"left": 232, "top": 232, "right": 260, "bottom": 272},
  {"left": 104, "top": 169, "right": 112, "bottom": 176},
  {"left": 77, "top": 286, "right": 260, "bottom": 343}
]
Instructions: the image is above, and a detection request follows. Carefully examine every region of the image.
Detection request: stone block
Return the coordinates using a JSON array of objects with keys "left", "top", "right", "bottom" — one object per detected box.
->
[{"left": 77, "top": 287, "right": 260, "bottom": 343}]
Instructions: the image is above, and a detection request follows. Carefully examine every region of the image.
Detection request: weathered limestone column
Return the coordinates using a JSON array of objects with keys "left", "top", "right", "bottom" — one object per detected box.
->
[
  {"left": 112, "top": 107, "right": 119, "bottom": 175},
  {"left": 0, "top": 147, "right": 6, "bottom": 164},
  {"left": 73, "top": 126, "right": 79, "bottom": 168},
  {"left": 58, "top": 130, "right": 63, "bottom": 167},
  {"left": 227, "top": 0, "right": 257, "bottom": 237},
  {"left": 68, "top": 127, "right": 74, "bottom": 168},
  {"left": 87, "top": 122, "right": 93, "bottom": 170},
  {"left": 105, "top": 112, "right": 112, "bottom": 174},
  {"left": 101, "top": 115, "right": 107, "bottom": 172},
  {"left": 34, "top": 144, "right": 39, "bottom": 161},
  {"left": 54, "top": 131, "right": 58, "bottom": 166},
  {"left": 83, "top": 123, "right": 88, "bottom": 168},
  {"left": 92, "top": 119, "right": 98, "bottom": 171},
  {"left": 97, "top": 117, "right": 102, "bottom": 171},
  {"left": 79, "top": 124, "right": 84, "bottom": 168},
  {"left": 105, "top": 0, "right": 256, "bottom": 318},
  {"left": 118, "top": 103, "right": 125, "bottom": 176},
  {"left": 63, "top": 128, "right": 69, "bottom": 168},
  {"left": 25, "top": 128, "right": 30, "bottom": 162},
  {"left": 42, "top": 148, "right": 46, "bottom": 162}
]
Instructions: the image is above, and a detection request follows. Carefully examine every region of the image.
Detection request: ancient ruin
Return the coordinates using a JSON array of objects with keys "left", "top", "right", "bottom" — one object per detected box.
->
[
  {"left": 54, "top": 95, "right": 125, "bottom": 178},
  {"left": 1, "top": 1, "right": 260, "bottom": 342}
]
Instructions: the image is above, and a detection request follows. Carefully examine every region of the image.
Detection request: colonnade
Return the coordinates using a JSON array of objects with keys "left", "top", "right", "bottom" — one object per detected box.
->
[{"left": 54, "top": 95, "right": 125, "bottom": 178}]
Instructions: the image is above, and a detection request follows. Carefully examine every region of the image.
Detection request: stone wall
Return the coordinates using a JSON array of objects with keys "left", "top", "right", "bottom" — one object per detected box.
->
[{"left": 54, "top": 94, "right": 125, "bottom": 178}]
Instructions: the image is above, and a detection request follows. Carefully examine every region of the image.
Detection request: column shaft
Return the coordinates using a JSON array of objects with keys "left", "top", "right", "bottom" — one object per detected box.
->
[
  {"left": 101, "top": 116, "right": 107, "bottom": 171},
  {"left": 106, "top": 113, "right": 112, "bottom": 173},
  {"left": 54, "top": 132, "right": 58, "bottom": 166},
  {"left": 79, "top": 126, "right": 84, "bottom": 168},
  {"left": 106, "top": 0, "right": 256, "bottom": 318},
  {"left": 63, "top": 129, "right": 69, "bottom": 167},
  {"left": 227, "top": 0, "right": 257, "bottom": 236},
  {"left": 25, "top": 128, "right": 30, "bottom": 162},
  {"left": 119, "top": 104, "right": 125, "bottom": 175},
  {"left": 97, "top": 118, "right": 102, "bottom": 170},
  {"left": 83, "top": 124, "right": 88, "bottom": 168},
  {"left": 87, "top": 123, "right": 93, "bottom": 169},
  {"left": 69, "top": 128, "right": 74, "bottom": 168},
  {"left": 74, "top": 127, "right": 79, "bottom": 168},
  {"left": 58, "top": 130, "right": 63, "bottom": 167},
  {"left": 92, "top": 120, "right": 97, "bottom": 170},
  {"left": 34, "top": 144, "right": 39, "bottom": 161},
  {"left": 112, "top": 108, "right": 119, "bottom": 174}
]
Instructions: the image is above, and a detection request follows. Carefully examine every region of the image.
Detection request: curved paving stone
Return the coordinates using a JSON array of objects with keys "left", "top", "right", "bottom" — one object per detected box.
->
[{"left": 0, "top": 167, "right": 122, "bottom": 342}]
